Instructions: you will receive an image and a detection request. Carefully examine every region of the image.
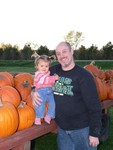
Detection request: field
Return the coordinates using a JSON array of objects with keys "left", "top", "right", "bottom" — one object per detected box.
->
[
  {"left": 0, "top": 60, "right": 113, "bottom": 73},
  {"left": 0, "top": 60, "right": 113, "bottom": 150}
]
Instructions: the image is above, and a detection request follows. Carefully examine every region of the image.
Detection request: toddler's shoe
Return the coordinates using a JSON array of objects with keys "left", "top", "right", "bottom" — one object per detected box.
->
[
  {"left": 34, "top": 118, "right": 41, "bottom": 125},
  {"left": 44, "top": 115, "right": 51, "bottom": 124}
]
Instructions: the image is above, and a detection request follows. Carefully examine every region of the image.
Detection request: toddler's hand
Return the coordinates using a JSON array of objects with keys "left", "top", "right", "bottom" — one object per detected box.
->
[{"left": 55, "top": 74, "right": 59, "bottom": 80}]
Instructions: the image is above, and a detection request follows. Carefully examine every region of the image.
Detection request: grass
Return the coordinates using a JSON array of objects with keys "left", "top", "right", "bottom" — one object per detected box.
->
[
  {"left": 0, "top": 66, "right": 35, "bottom": 73},
  {"left": 98, "top": 108, "right": 113, "bottom": 150},
  {"left": 31, "top": 133, "right": 57, "bottom": 150},
  {"left": 75, "top": 60, "right": 113, "bottom": 70},
  {"left": 0, "top": 60, "right": 113, "bottom": 149},
  {"left": 0, "top": 60, "right": 113, "bottom": 73}
]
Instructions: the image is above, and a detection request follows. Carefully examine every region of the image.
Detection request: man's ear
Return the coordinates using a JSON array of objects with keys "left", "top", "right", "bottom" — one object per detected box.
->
[{"left": 71, "top": 47, "right": 74, "bottom": 55}]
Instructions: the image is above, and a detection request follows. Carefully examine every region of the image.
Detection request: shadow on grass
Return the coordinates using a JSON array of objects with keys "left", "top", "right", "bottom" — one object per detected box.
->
[
  {"left": 31, "top": 133, "right": 57, "bottom": 150},
  {"left": 98, "top": 107, "right": 113, "bottom": 150}
]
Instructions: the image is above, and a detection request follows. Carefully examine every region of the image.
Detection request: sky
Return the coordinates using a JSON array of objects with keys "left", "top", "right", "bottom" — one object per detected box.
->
[{"left": 0, "top": 0, "right": 113, "bottom": 50}]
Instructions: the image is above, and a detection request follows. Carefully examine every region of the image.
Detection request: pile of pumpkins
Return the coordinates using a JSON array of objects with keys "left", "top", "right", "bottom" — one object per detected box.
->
[
  {"left": 0, "top": 72, "right": 35, "bottom": 138},
  {"left": 84, "top": 61, "right": 113, "bottom": 101}
]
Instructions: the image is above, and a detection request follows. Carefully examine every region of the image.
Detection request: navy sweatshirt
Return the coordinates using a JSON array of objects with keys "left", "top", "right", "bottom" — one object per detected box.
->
[{"left": 50, "top": 64, "right": 102, "bottom": 137}]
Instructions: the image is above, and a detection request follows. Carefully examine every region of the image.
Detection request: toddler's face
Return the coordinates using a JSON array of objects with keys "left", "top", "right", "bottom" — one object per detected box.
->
[{"left": 36, "top": 60, "right": 50, "bottom": 73}]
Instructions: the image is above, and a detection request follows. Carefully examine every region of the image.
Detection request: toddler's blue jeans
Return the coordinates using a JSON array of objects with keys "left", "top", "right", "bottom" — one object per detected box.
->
[{"left": 34, "top": 87, "right": 55, "bottom": 118}]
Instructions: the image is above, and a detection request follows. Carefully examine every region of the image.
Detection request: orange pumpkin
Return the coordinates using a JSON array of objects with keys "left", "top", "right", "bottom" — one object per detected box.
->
[
  {"left": 44, "top": 103, "right": 48, "bottom": 116},
  {"left": 98, "top": 69, "right": 106, "bottom": 80},
  {"left": 106, "top": 82, "right": 111, "bottom": 99},
  {"left": 108, "top": 84, "right": 113, "bottom": 99},
  {"left": 0, "top": 101, "right": 19, "bottom": 138},
  {"left": 94, "top": 77, "right": 107, "bottom": 101},
  {"left": 0, "top": 72, "right": 14, "bottom": 86},
  {"left": 14, "top": 73, "right": 33, "bottom": 87},
  {"left": 24, "top": 95, "right": 34, "bottom": 109},
  {"left": 0, "top": 74, "right": 12, "bottom": 88},
  {"left": 0, "top": 86, "right": 21, "bottom": 107},
  {"left": 105, "top": 70, "right": 113, "bottom": 81},
  {"left": 17, "top": 101, "right": 35, "bottom": 131},
  {"left": 84, "top": 61, "right": 99, "bottom": 76},
  {"left": 15, "top": 81, "right": 32, "bottom": 101}
]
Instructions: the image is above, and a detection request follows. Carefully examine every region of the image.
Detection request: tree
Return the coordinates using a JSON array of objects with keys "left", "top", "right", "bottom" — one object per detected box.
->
[
  {"left": 37, "top": 45, "right": 49, "bottom": 55},
  {"left": 20, "top": 43, "right": 33, "bottom": 60},
  {"left": 77, "top": 45, "right": 88, "bottom": 60},
  {"left": 0, "top": 47, "right": 4, "bottom": 59},
  {"left": 102, "top": 42, "right": 113, "bottom": 60},
  {"left": 1, "top": 44, "right": 20, "bottom": 60},
  {"left": 64, "top": 30, "right": 84, "bottom": 50},
  {"left": 86, "top": 44, "right": 98, "bottom": 60}
]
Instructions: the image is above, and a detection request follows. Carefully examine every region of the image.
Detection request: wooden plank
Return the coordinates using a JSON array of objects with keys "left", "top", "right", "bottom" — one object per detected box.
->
[
  {"left": 101, "top": 99, "right": 113, "bottom": 109},
  {"left": 12, "top": 141, "right": 31, "bottom": 150},
  {"left": 0, "top": 120, "right": 57, "bottom": 150}
]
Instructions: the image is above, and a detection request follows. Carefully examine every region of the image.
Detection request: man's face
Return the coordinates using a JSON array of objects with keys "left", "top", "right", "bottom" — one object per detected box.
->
[{"left": 55, "top": 44, "right": 74, "bottom": 69}]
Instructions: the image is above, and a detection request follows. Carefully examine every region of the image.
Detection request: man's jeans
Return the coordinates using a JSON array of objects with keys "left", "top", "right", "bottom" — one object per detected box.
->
[{"left": 57, "top": 126, "right": 97, "bottom": 150}]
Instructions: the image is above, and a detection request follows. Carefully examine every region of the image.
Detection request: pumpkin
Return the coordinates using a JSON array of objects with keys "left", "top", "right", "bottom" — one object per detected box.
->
[
  {"left": 94, "top": 77, "right": 107, "bottom": 101},
  {"left": 24, "top": 95, "right": 34, "bottom": 109},
  {"left": 0, "top": 86, "right": 21, "bottom": 107},
  {"left": 0, "top": 74, "right": 12, "bottom": 88},
  {"left": 15, "top": 81, "right": 32, "bottom": 101},
  {"left": 106, "top": 82, "right": 111, "bottom": 99},
  {"left": 44, "top": 102, "right": 48, "bottom": 116},
  {"left": 0, "top": 72, "right": 14, "bottom": 86},
  {"left": 98, "top": 69, "right": 106, "bottom": 80},
  {"left": 14, "top": 73, "right": 33, "bottom": 87},
  {"left": 84, "top": 61, "right": 99, "bottom": 76},
  {"left": 17, "top": 101, "right": 35, "bottom": 131},
  {"left": 108, "top": 83, "right": 113, "bottom": 99},
  {"left": 105, "top": 70, "right": 113, "bottom": 81},
  {"left": 0, "top": 101, "right": 19, "bottom": 138}
]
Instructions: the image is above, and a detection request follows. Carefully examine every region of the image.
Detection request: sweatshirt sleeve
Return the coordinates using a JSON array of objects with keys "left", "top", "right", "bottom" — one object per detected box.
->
[
  {"left": 46, "top": 75, "right": 57, "bottom": 85},
  {"left": 79, "top": 72, "right": 102, "bottom": 137}
]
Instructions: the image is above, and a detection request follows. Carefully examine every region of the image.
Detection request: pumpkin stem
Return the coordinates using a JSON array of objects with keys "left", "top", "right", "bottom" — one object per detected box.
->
[
  {"left": 0, "top": 98, "right": 3, "bottom": 107},
  {"left": 18, "top": 100, "right": 26, "bottom": 108},
  {"left": 22, "top": 80, "right": 32, "bottom": 87},
  {"left": 90, "top": 61, "right": 95, "bottom": 65}
]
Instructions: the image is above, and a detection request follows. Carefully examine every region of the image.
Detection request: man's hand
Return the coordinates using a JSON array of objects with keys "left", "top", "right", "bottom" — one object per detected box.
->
[
  {"left": 89, "top": 136, "right": 99, "bottom": 147},
  {"left": 31, "top": 91, "right": 42, "bottom": 106}
]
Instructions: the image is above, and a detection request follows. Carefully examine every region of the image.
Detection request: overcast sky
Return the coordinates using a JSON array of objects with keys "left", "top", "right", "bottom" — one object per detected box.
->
[{"left": 0, "top": 0, "right": 113, "bottom": 49}]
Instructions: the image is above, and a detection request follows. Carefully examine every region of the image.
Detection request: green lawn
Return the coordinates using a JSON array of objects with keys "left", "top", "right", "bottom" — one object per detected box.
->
[
  {"left": 31, "top": 133, "right": 57, "bottom": 150},
  {"left": 0, "top": 66, "right": 35, "bottom": 73},
  {"left": 0, "top": 60, "right": 113, "bottom": 73}
]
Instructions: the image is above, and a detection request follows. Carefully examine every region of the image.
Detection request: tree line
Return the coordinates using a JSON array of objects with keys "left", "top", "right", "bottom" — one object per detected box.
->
[{"left": 0, "top": 41, "right": 113, "bottom": 60}]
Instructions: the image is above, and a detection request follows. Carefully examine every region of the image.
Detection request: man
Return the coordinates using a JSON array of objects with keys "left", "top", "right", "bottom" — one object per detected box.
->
[{"left": 32, "top": 41, "right": 102, "bottom": 150}]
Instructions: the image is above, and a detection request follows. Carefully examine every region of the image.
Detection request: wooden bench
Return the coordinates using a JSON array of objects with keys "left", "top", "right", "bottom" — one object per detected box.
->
[
  {"left": 0, "top": 120, "right": 57, "bottom": 150},
  {"left": 101, "top": 99, "right": 113, "bottom": 109},
  {"left": 0, "top": 100, "right": 113, "bottom": 150}
]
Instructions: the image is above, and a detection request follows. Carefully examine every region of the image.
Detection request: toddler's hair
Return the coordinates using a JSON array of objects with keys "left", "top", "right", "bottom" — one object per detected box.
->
[{"left": 35, "top": 55, "right": 51, "bottom": 66}]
